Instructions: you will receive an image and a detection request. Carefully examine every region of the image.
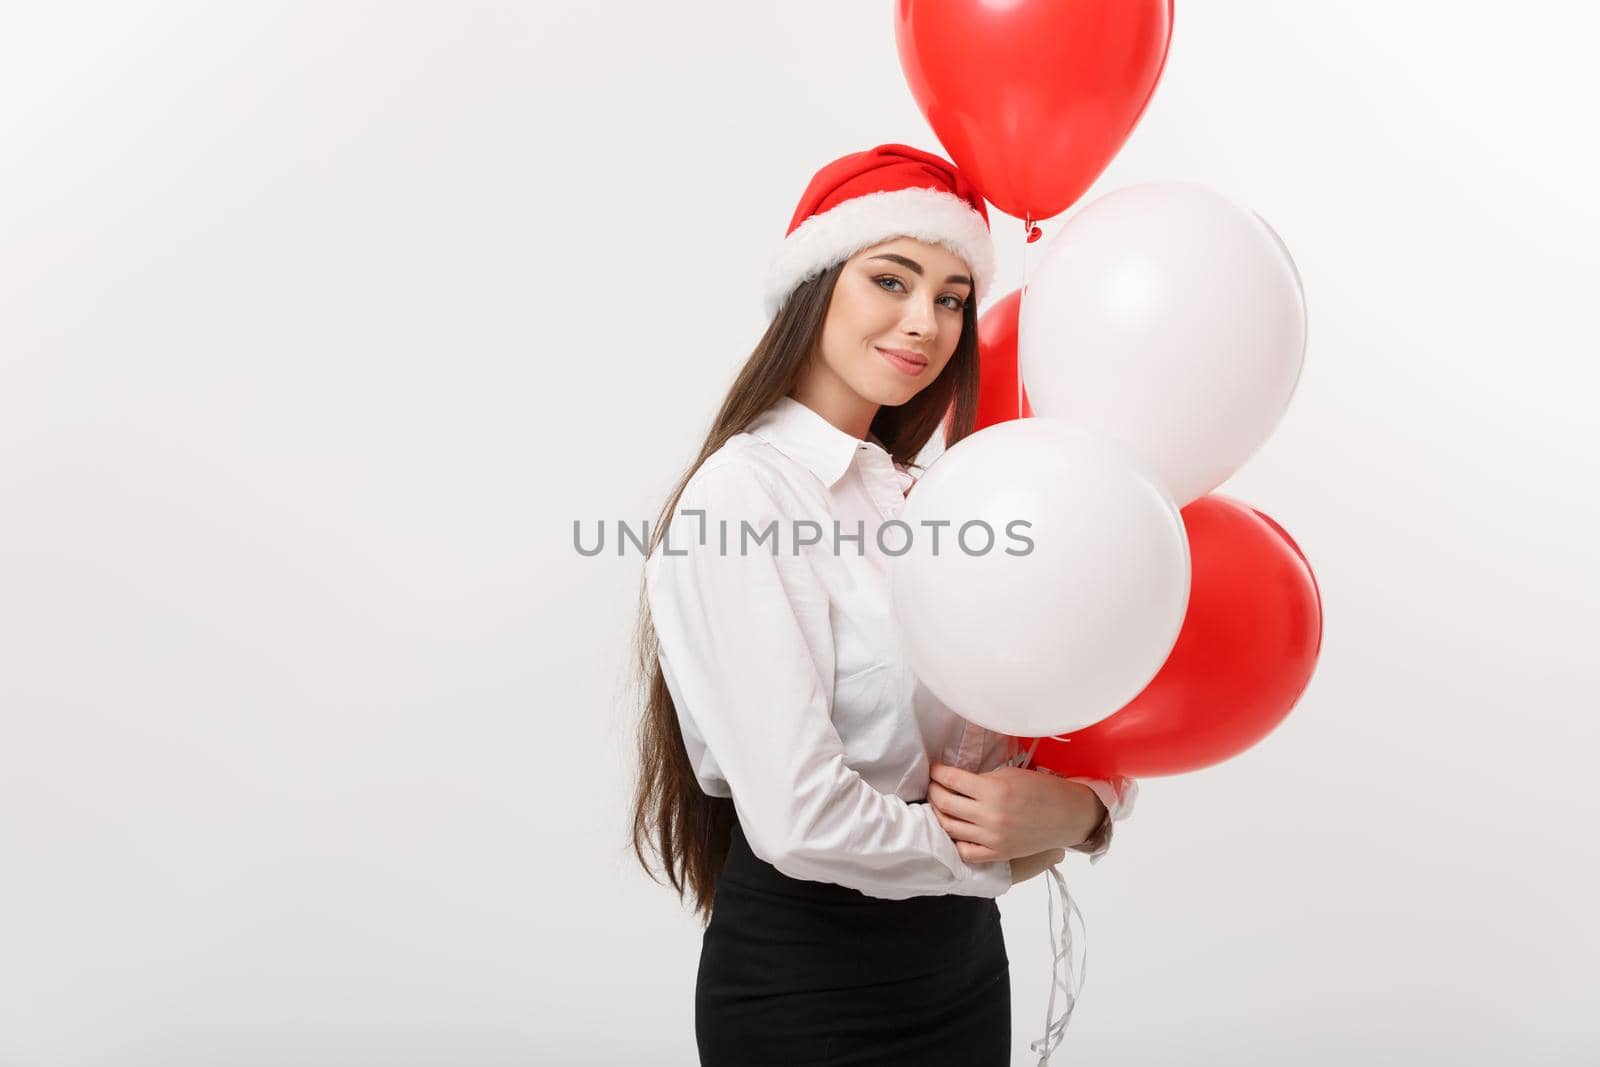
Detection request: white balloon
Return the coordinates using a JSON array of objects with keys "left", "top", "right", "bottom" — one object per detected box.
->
[
  {"left": 888, "top": 417, "right": 1190, "bottom": 737},
  {"left": 1019, "top": 182, "right": 1307, "bottom": 506}
]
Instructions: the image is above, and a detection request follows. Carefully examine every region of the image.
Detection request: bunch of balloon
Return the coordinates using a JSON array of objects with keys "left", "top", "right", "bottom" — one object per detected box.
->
[
  {"left": 1013, "top": 184, "right": 1321, "bottom": 780},
  {"left": 893, "top": 0, "right": 1323, "bottom": 780}
]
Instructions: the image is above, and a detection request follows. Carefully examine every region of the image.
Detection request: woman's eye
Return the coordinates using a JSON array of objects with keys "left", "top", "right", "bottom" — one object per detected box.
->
[{"left": 875, "top": 275, "right": 965, "bottom": 311}]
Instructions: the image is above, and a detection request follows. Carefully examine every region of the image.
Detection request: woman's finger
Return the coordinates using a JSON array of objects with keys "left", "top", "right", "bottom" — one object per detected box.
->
[
  {"left": 933, "top": 805, "right": 996, "bottom": 849},
  {"left": 929, "top": 761, "right": 992, "bottom": 800},
  {"left": 957, "top": 840, "right": 1000, "bottom": 863},
  {"left": 928, "top": 780, "right": 985, "bottom": 826}
]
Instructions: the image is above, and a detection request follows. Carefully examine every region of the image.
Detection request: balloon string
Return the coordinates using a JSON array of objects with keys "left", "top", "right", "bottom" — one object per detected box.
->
[
  {"left": 1019, "top": 735, "right": 1075, "bottom": 772},
  {"left": 1030, "top": 861, "right": 1087, "bottom": 1065},
  {"left": 1019, "top": 217, "right": 1034, "bottom": 419},
  {"left": 1015, "top": 734, "right": 1089, "bottom": 1063}
]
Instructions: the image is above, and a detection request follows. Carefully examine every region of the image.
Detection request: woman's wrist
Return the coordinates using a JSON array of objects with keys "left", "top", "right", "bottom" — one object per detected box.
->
[
  {"left": 1069, "top": 801, "right": 1112, "bottom": 854},
  {"left": 1061, "top": 779, "right": 1110, "bottom": 850},
  {"left": 1009, "top": 848, "right": 1068, "bottom": 885}
]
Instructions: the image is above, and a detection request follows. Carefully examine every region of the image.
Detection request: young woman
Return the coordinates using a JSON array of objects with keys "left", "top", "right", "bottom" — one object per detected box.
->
[{"left": 629, "top": 144, "right": 1137, "bottom": 1066}]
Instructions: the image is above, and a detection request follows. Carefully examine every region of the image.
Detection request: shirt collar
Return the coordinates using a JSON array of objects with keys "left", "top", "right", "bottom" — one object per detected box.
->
[{"left": 748, "top": 395, "right": 885, "bottom": 490}]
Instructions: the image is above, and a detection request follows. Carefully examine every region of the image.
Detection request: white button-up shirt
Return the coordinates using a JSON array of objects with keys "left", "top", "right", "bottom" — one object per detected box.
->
[{"left": 644, "top": 394, "right": 1137, "bottom": 902}]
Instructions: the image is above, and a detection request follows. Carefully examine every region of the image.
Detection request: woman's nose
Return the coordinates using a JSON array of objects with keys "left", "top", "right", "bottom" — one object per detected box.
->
[{"left": 901, "top": 298, "right": 937, "bottom": 336}]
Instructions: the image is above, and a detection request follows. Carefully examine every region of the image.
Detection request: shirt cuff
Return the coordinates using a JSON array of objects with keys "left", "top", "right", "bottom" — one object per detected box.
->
[{"left": 959, "top": 856, "right": 1014, "bottom": 897}]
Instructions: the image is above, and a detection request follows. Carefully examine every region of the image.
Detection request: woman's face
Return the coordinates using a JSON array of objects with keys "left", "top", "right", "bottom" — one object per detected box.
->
[{"left": 812, "top": 236, "right": 973, "bottom": 410}]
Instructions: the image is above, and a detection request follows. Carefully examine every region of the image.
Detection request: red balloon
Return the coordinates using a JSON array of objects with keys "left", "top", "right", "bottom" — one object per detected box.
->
[
  {"left": 1025, "top": 495, "right": 1323, "bottom": 778},
  {"left": 895, "top": 0, "right": 1174, "bottom": 222},
  {"left": 944, "top": 289, "right": 1036, "bottom": 439},
  {"left": 975, "top": 289, "right": 1035, "bottom": 431}
]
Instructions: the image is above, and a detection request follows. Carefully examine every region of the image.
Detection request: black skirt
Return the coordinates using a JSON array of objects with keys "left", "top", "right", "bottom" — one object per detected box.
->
[{"left": 695, "top": 814, "right": 1010, "bottom": 1067}]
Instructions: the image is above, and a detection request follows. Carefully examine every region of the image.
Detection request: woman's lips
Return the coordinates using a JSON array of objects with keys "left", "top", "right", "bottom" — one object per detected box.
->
[{"left": 876, "top": 346, "right": 929, "bottom": 375}]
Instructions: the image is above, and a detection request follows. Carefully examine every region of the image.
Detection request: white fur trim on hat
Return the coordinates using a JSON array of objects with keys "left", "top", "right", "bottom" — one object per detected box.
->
[{"left": 762, "top": 186, "right": 996, "bottom": 319}]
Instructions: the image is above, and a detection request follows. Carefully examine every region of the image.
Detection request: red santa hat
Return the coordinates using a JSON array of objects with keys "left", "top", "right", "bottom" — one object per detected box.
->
[{"left": 763, "top": 143, "right": 996, "bottom": 319}]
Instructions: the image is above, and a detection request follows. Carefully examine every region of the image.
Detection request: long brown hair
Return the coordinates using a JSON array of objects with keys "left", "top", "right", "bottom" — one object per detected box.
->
[{"left": 627, "top": 258, "right": 984, "bottom": 925}]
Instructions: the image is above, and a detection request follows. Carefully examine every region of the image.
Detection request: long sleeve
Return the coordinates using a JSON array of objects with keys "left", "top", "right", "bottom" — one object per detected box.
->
[{"left": 645, "top": 460, "right": 1012, "bottom": 901}]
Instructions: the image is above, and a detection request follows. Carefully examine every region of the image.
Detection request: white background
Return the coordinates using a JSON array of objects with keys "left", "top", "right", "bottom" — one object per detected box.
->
[{"left": 3, "top": 2, "right": 1596, "bottom": 1064}]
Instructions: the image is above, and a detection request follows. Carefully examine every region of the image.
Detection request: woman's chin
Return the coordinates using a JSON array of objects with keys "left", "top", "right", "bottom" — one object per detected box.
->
[{"left": 857, "top": 373, "right": 922, "bottom": 408}]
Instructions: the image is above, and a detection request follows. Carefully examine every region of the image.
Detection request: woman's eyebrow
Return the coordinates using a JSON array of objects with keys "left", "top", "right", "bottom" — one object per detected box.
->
[{"left": 866, "top": 253, "right": 972, "bottom": 289}]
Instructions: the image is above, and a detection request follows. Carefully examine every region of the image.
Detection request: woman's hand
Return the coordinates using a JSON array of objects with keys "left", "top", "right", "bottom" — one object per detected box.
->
[
  {"left": 1009, "top": 847, "right": 1068, "bottom": 885},
  {"left": 928, "top": 762, "right": 1107, "bottom": 865}
]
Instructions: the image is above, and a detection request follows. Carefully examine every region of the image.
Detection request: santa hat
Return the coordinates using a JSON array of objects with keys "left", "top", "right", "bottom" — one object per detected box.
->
[{"left": 763, "top": 143, "right": 996, "bottom": 319}]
